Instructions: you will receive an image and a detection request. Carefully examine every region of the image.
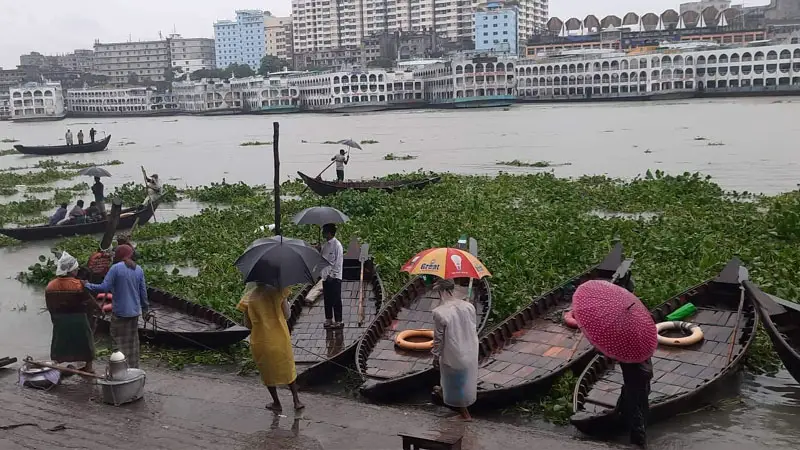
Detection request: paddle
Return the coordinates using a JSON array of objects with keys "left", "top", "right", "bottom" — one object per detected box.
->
[
  {"left": 467, "top": 237, "right": 478, "bottom": 299},
  {"left": 727, "top": 265, "right": 749, "bottom": 364},
  {"left": 357, "top": 243, "right": 370, "bottom": 326},
  {"left": 141, "top": 166, "right": 157, "bottom": 223}
]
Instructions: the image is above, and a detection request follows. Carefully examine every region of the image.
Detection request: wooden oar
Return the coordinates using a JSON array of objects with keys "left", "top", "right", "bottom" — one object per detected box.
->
[
  {"left": 357, "top": 243, "right": 370, "bottom": 326},
  {"left": 726, "top": 266, "right": 749, "bottom": 363}
]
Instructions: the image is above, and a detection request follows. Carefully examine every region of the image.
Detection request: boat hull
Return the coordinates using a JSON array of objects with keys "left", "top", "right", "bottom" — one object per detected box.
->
[
  {"left": 10, "top": 114, "right": 67, "bottom": 123},
  {"left": 433, "top": 95, "right": 516, "bottom": 109},
  {"left": 0, "top": 201, "right": 153, "bottom": 241},
  {"left": 745, "top": 282, "right": 800, "bottom": 384},
  {"left": 13, "top": 135, "right": 111, "bottom": 156},
  {"left": 67, "top": 111, "right": 177, "bottom": 118},
  {"left": 297, "top": 171, "right": 441, "bottom": 197}
]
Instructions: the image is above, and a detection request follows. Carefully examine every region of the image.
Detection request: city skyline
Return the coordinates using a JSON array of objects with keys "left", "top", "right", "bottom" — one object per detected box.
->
[{"left": 0, "top": 0, "right": 770, "bottom": 68}]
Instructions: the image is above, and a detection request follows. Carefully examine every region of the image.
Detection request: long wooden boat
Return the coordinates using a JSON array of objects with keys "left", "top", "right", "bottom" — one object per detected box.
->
[
  {"left": 0, "top": 202, "right": 157, "bottom": 241},
  {"left": 291, "top": 238, "right": 387, "bottom": 386},
  {"left": 94, "top": 286, "right": 250, "bottom": 349},
  {"left": 745, "top": 281, "right": 800, "bottom": 384},
  {"left": 297, "top": 171, "right": 441, "bottom": 197},
  {"left": 571, "top": 259, "right": 758, "bottom": 436},
  {"left": 14, "top": 135, "right": 111, "bottom": 156},
  {"left": 0, "top": 357, "right": 17, "bottom": 368},
  {"left": 355, "top": 267, "right": 492, "bottom": 402},
  {"left": 468, "top": 243, "right": 633, "bottom": 409}
]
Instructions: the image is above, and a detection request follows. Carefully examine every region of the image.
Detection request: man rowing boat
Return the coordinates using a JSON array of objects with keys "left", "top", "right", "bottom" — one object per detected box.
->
[{"left": 331, "top": 149, "right": 349, "bottom": 182}]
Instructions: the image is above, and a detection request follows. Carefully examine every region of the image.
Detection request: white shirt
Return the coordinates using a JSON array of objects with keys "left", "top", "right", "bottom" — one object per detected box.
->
[
  {"left": 432, "top": 293, "right": 478, "bottom": 370},
  {"left": 333, "top": 154, "right": 347, "bottom": 170},
  {"left": 320, "top": 237, "right": 343, "bottom": 280}
]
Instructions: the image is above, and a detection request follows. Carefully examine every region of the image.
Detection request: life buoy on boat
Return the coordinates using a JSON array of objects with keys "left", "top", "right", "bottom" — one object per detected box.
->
[
  {"left": 395, "top": 329, "right": 435, "bottom": 351},
  {"left": 563, "top": 310, "right": 578, "bottom": 329},
  {"left": 656, "top": 321, "right": 704, "bottom": 346}
]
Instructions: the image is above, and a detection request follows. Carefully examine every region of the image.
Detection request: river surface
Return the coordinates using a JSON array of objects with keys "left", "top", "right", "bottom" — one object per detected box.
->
[{"left": 1, "top": 98, "right": 799, "bottom": 448}]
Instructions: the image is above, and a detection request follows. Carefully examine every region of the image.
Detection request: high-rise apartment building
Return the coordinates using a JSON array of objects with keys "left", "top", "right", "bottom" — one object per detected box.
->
[
  {"left": 93, "top": 40, "right": 171, "bottom": 85},
  {"left": 291, "top": 0, "right": 546, "bottom": 53},
  {"left": 474, "top": 2, "right": 518, "bottom": 53},
  {"left": 214, "top": 10, "right": 266, "bottom": 70},
  {"left": 264, "top": 13, "right": 293, "bottom": 61},
  {"left": 169, "top": 35, "right": 216, "bottom": 75}
]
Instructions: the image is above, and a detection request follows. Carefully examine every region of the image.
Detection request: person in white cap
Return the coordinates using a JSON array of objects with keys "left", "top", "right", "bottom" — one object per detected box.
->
[{"left": 45, "top": 251, "right": 100, "bottom": 373}]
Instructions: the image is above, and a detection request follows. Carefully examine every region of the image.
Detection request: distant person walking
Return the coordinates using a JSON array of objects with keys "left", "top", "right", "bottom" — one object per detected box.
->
[
  {"left": 77, "top": 130, "right": 84, "bottom": 145},
  {"left": 65, "top": 129, "right": 73, "bottom": 146},
  {"left": 331, "top": 149, "right": 349, "bottom": 182},
  {"left": 89, "top": 128, "right": 96, "bottom": 143}
]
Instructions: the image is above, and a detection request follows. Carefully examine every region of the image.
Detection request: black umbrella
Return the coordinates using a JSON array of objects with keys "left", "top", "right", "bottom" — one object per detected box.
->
[
  {"left": 234, "top": 235, "right": 330, "bottom": 288},
  {"left": 292, "top": 206, "right": 349, "bottom": 226},
  {"left": 78, "top": 167, "right": 112, "bottom": 177}
]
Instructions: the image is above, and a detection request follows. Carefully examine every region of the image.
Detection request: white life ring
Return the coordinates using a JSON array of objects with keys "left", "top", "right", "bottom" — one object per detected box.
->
[{"left": 656, "top": 321, "right": 704, "bottom": 347}]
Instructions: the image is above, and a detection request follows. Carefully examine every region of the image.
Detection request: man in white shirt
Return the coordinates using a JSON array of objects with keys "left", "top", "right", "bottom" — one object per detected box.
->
[
  {"left": 331, "top": 149, "right": 349, "bottom": 182},
  {"left": 320, "top": 223, "right": 344, "bottom": 329},
  {"left": 65, "top": 129, "right": 73, "bottom": 146}
]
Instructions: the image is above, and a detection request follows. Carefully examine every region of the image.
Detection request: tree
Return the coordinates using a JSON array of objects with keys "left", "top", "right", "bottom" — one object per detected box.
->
[
  {"left": 227, "top": 63, "right": 255, "bottom": 78},
  {"left": 258, "top": 55, "right": 292, "bottom": 75},
  {"left": 190, "top": 68, "right": 227, "bottom": 81},
  {"left": 367, "top": 58, "right": 394, "bottom": 69}
]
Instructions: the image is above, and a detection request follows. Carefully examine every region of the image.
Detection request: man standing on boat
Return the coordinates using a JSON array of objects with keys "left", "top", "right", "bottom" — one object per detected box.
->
[
  {"left": 65, "top": 129, "right": 73, "bottom": 146},
  {"left": 89, "top": 128, "right": 96, "bottom": 143},
  {"left": 320, "top": 223, "right": 344, "bottom": 329},
  {"left": 143, "top": 173, "right": 162, "bottom": 206},
  {"left": 77, "top": 130, "right": 85, "bottom": 145},
  {"left": 92, "top": 176, "right": 105, "bottom": 217},
  {"left": 331, "top": 149, "right": 349, "bottom": 182}
]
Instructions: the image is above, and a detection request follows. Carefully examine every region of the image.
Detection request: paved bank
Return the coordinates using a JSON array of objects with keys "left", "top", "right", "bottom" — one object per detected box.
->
[{"left": 0, "top": 364, "right": 614, "bottom": 450}]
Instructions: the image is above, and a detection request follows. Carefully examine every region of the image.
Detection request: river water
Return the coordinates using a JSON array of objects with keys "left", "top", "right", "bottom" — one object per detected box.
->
[{"left": 1, "top": 98, "right": 799, "bottom": 449}]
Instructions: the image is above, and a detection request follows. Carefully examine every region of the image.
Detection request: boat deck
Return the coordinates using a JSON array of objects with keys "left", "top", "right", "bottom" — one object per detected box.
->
[
  {"left": 145, "top": 302, "right": 221, "bottom": 333},
  {"left": 582, "top": 307, "right": 747, "bottom": 413}
]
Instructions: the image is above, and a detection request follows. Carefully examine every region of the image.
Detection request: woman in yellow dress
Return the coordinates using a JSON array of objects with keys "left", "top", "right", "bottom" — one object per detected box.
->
[{"left": 238, "top": 283, "right": 304, "bottom": 411}]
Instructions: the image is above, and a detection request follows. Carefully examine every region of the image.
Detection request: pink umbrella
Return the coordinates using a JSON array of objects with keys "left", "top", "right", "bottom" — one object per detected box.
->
[{"left": 572, "top": 280, "right": 657, "bottom": 363}]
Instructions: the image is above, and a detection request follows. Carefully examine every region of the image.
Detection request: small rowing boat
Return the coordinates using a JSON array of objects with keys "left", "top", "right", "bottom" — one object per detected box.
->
[
  {"left": 291, "top": 238, "right": 387, "bottom": 385},
  {"left": 571, "top": 258, "right": 758, "bottom": 436},
  {"left": 14, "top": 135, "right": 111, "bottom": 156},
  {"left": 297, "top": 171, "right": 441, "bottom": 197},
  {"left": 745, "top": 281, "right": 800, "bottom": 384},
  {"left": 0, "top": 202, "right": 157, "bottom": 241}
]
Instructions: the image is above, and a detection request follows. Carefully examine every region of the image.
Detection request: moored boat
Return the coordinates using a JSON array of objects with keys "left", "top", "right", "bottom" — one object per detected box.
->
[
  {"left": 291, "top": 238, "right": 386, "bottom": 385},
  {"left": 13, "top": 135, "right": 111, "bottom": 156},
  {"left": 94, "top": 287, "right": 250, "bottom": 349},
  {"left": 297, "top": 171, "right": 441, "bottom": 197},
  {"left": 745, "top": 281, "right": 800, "bottom": 384},
  {"left": 0, "top": 201, "right": 155, "bottom": 241},
  {"left": 468, "top": 243, "right": 633, "bottom": 409},
  {"left": 355, "top": 259, "right": 492, "bottom": 402},
  {"left": 571, "top": 259, "right": 758, "bottom": 436}
]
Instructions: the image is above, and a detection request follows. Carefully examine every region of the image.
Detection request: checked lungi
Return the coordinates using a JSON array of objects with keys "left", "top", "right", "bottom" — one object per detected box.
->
[{"left": 110, "top": 314, "right": 141, "bottom": 368}]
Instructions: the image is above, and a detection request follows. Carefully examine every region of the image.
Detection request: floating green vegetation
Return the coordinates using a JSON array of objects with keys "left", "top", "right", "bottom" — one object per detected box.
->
[
  {"left": 497, "top": 160, "right": 572, "bottom": 168},
  {"left": 383, "top": 153, "right": 417, "bottom": 161},
  {"left": 0, "top": 138, "right": 18, "bottom": 143},
  {"left": 110, "top": 182, "right": 179, "bottom": 206},
  {"left": 707, "top": 142, "right": 726, "bottom": 147},
  {"left": 0, "top": 149, "right": 18, "bottom": 157},
  {"left": 0, "top": 187, "right": 18, "bottom": 196},
  {"left": 0, "top": 168, "right": 78, "bottom": 187},
  {"left": 360, "top": 139, "right": 379, "bottom": 145},
  {"left": 0, "top": 195, "right": 65, "bottom": 227},
  {"left": 239, "top": 141, "right": 272, "bottom": 147},
  {"left": 181, "top": 181, "right": 266, "bottom": 204},
  {"left": 507, "top": 372, "right": 576, "bottom": 425},
  {"left": 25, "top": 186, "right": 53, "bottom": 194},
  {"left": 1, "top": 159, "right": 123, "bottom": 173},
  {"left": 321, "top": 140, "right": 339, "bottom": 145},
  {"left": 694, "top": 136, "right": 708, "bottom": 141}
]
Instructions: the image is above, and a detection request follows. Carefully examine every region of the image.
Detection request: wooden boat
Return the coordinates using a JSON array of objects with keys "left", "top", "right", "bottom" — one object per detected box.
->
[
  {"left": 355, "top": 267, "right": 492, "bottom": 402},
  {"left": 94, "top": 286, "right": 250, "bottom": 349},
  {"left": 571, "top": 259, "right": 759, "bottom": 436},
  {"left": 0, "top": 357, "right": 17, "bottom": 368},
  {"left": 291, "top": 238, "right": 387, "bottom": 385},
  {"left": 14, "top": 135, "right": 111, "bottom": 156},
  {"left": 0, "top": 202, "right": 157, "bottom": 241},
  {"left": 745, "top": 281, "right": 800, "bottom": 383},
  {"left": 468, "top": 243, "right": 634, "bottom": 409},
  {"left": 297, "top": 171, "right": 441, "bottom": 197}
]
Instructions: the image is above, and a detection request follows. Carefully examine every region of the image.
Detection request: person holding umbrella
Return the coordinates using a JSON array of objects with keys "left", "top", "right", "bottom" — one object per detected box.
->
[
  {"left": 331, "top": 149, "right": 349, "bottom": 182},
  {"left": 92, "top": 177, "right": 105, "bottom": 216},
  {"left": 234, "top": 235, "right": 330, "bottom": 412},
  {"left": 571, "top": 280, "right": 657, "bottom": 449},
  {"left": 320, "top": 224, "right": 344, "bottom": 328}
]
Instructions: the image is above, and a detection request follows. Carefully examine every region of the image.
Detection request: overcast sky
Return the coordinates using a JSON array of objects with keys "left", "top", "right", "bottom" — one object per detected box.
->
[{"left": 0, "top": 1, "right": 769, "bottom": 68}]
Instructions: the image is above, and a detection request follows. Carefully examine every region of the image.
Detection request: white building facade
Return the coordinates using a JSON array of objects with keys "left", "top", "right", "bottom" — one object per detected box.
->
[
  {"left": 92, "top": 40, "right": 171, "bottom": 85},
  {"left": 265, "top": 13, "right": 293, "bottom": 60},
  {"left": 169, "top": 35, "right": 216, "bottom": 76},
  {"left": 9, "top": 82, "right": 66, "bottom": 121},
  {"left": 214, "top": 10, "right": 266, "bottom": 70}
]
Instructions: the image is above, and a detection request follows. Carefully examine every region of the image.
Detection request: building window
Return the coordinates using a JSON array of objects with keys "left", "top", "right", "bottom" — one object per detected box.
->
[{"left": 484, "top": 40, "right": 488, "bottom": 44}]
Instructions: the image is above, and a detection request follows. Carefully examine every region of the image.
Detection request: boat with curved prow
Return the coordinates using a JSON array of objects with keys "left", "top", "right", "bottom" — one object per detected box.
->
[
  {"left": 745, "top": 281, "right": 800, "bottom": 384},
  {"left": 467, "top": 242, "right": 634, "bottom": 409},
  {"left": 290, "top": 238, "right": 387, "bottom": 385},
  {"left": 355, "top": 246, "right": 492, "bottom": 403},
  {"left": 297, "top": 171, "right": 441, "bottom": 197},
  {"left": 14, "top": 135, "right": 111, "bottom": 156},
  {"left": 571, "top": 258, "right": 758, "bottom": 436},
  {"left": 94, "top": 286, "right": 250, "bottom": 349},
  {"left": 0, "top": 201, "right": 158, "bottom": 241}
]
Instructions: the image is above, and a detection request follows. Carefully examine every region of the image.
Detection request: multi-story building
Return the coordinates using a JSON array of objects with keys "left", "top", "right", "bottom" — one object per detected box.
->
[
  {"left": 172, "top": 78, "right": 240, "bottom": 115},
  {"left": 9, "top": 81, "right": 66, "bottom": 121},
  {"left": 411, "top": 53, "right": 517, "bottom": 107},
  {"left": 265, "top": 13, "right": 293, "bottom": 61},
  {"left": 65, "top": 86, "right": 178, "bottom": 117},
  {"left": 474, "top": 2, "right": 519, "bottom": 53},
  {"left": 58, "top": 49, "right": 94, "bottom": 72},
  {"left": 0, "top": 91, "right": 10, "bottom": 120},
  {"left": 92, "top": 39, "right": 171, "bottom": 86},
  {"left": 214, "top": 10, "right": 266, "bottom": 70},
  {"left": 169, "top": 35, "right": 216, "bottom": 77},
  {"left": 0, "top": 68, "right": 24, "bottom": 90},
  {"left": 295, "top": 48, "right": 363, "bottom": 70}
]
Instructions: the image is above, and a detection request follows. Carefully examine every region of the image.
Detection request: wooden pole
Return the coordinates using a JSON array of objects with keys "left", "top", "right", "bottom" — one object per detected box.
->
[
  {"left": 273, "top": 122, "right": 281, "bottom": 236},
  {"left": 24, "top": 359, "right": 103, "bottom": 379},
  {"left": 99, "top": 199, "right": 123, "bottom": 251}
]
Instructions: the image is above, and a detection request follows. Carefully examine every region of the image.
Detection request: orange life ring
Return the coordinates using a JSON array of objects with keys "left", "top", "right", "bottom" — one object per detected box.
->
[
  {"left": 656, "top": 321, "right": 704, "bottom": 347},
  {"left": 395, "top": 329, "right": 434, "bottom": 351},
  {"left": 563, "top": 310, "right": 578, "bottom": 329}
]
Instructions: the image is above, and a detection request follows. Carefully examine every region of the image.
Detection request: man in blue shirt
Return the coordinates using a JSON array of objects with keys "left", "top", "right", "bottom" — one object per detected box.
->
[
  {"left": 48, "top": 203, "right": 68, "bottom": 225},
  {"left": 85, "top": 245, "right": 150, "bottom": 368}
]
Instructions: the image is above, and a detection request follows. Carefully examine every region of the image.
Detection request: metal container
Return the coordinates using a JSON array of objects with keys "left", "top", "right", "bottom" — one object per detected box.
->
[
  {"left": 107, "top": 351, "right": 129, "bottom": 380},
  {"left": 19, "top": 362, "right": 60, "bottom": 390},
  {"left": 97, "top": 368, "right": 146, "bottom": 406}
]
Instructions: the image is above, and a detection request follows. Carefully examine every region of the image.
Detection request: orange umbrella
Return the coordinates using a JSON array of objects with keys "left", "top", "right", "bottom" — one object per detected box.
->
[{"left": 400, "top": 247, "right": 491, "bottom": 279}]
